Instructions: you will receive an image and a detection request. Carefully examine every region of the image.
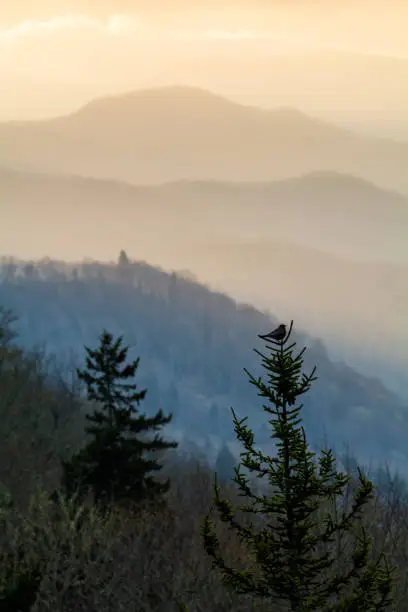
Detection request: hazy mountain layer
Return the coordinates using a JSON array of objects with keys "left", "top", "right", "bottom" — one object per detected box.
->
[
  {"left": 0, "top": 257, "right": 407, "bottom": 475},
  {"left": 183, "top": 238, "right": 408, "bottom": 399},
  {"left": 2, "top": 47, "right": 408, "bottom": 141},
  {"left": 0, "top": 86, "right": 407, "bottom": 192},
  {"left": 2, "top": 166, "right": 407, "bottom": 397},
  {"left": 166, "top": 52, "right": 408, "bottom": 139},
  {"left": 1, "top": 166, "right": 406, "bottom": 263}
]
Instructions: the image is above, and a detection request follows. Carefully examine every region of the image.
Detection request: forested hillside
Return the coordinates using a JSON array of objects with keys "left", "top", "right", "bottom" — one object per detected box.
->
[{"left": 1, "top": 254, "right": 407, "bottom": 474}]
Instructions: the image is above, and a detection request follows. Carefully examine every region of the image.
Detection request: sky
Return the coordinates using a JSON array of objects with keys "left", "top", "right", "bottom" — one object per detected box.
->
[
  {"left": 0, "top": 1, "right": 407, "bottom": 122},
  {"left": 1, "top": 2, "right": 407, "bottom": 394},
  {"left": 2, "top": 1, "right": 408, "bottom": 55}
]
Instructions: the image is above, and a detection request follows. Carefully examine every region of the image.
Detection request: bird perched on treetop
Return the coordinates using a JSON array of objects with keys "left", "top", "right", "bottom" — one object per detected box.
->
[{"left": 258, "top": 324, "right": 287, "bottom": 342}]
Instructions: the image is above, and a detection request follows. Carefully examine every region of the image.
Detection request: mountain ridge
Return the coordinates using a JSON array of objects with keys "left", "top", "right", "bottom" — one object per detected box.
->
[
  {"left": 1, "top": 164, "right": 406, "bottom": 265},
  {"left": 0, "top": 85, "right": 406, "bottom": 192},
  {"left": 3, "top": 86, "right": 345, "bottom": 131},
  {"left": 1, "top": 255, "right": 407, "bottom": 473},
  {"left": 1, "top": 164, "right": 406, "bottom": 400},
  {"left": 1, "top": 164, "right": 406, "bottom": 201}
]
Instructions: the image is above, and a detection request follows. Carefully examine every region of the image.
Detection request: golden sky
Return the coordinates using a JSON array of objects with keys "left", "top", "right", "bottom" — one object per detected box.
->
[
  {"left": 0, "top": 1, "right": 407, "bottom": 121},
  {"left": 1, "top": 1, "right": 407, "bottom": 53}
]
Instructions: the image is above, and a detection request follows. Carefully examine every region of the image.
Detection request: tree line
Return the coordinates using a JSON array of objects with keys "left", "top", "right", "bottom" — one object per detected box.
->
[{"left": 0, "top": 310, "right": 394, "bottom": 610}]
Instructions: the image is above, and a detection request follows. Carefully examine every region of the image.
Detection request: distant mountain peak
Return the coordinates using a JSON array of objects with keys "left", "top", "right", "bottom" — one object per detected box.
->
[
  {"left": 73, "top": 85, "right": 243, "bottom": 118},
  {"left": 0, "top": 84, "right": 406, "bottom": 194}
]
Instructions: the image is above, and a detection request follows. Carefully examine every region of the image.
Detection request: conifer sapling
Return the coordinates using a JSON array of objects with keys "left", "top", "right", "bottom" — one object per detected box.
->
[{"left": 202, "top": 321, "right": 393, "bottom": 610}]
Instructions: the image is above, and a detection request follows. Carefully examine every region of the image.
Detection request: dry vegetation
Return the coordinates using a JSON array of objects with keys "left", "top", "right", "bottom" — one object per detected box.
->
[{"left": 1, "top": 309, "right": 408, "bottom": 610}]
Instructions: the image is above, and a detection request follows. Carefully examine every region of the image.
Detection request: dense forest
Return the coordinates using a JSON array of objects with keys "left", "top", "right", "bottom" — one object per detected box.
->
[
  {"left": 1, "top": 273, "right": 408, "bottom": 610},
  {"left": 1, "top": 7, "right": 406, "bottom": 608},
  {"left": 0, "top": 254, "right": 407, "bottom": 474}
]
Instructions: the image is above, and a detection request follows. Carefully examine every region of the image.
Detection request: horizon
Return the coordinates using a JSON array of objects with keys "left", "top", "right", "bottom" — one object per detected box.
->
[
  {"left": 1, "top": 3, "right": 407, "bottom": 139},
  {"left": 1, "top": 0, "right": 407, "bottom": 406},
  {"left": 1, "top": 83, "right": 408, "bottom": 150}
]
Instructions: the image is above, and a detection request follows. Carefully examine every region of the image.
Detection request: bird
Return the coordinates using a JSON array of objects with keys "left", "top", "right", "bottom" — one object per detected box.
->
[{"left": 258, "top": 324, "right": 287, "bottom": 342}]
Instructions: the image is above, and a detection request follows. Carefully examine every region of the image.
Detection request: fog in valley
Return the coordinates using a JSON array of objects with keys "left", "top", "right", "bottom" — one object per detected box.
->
[
  {"left": 1, "top": 0, "right": 408, "bottom": 462},
  {"left": 3, "top": 6, "right": 408, "bottom": 608}
]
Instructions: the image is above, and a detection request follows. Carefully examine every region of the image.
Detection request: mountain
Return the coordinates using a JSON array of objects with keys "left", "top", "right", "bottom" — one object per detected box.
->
[
  {"left": 2, "top": 51, "right": 407, "bottom": 140},
  {"left": 0, "top": 86, "right": 407, "bottom": 192},
  {"left": 185, "top": 237, "right": 408, "bottom": 399},
  {"left": 2, "top": 167, "right": 406, "bottom": 395},
  {"left": 189, "top": 51, "right": 408, "bottom": 139},
  {"left": 1, "top": 166, "right": 406, "bottom": 264},
  {"left": 1, "top": 256, "right": 408, "bottom": 474}
]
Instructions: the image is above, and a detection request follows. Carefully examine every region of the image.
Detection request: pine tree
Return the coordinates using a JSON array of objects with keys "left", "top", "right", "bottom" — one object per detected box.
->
[
  {"left": 215, "top": 444, "right": 237, "bottom": 484},
  {"left": 202, "top": 321, "right": 393, "bottom": 611},
  {"left": 117, "top": 249, "right": 130, "bottom": 267},
  {"left": 61, "top": 330, "right": 178, "bottom": 508}
]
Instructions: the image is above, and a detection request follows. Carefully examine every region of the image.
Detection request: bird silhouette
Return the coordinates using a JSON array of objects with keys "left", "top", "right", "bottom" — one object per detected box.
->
[{"left": 258, "top": 324, "right": 287, "bottom": 342}]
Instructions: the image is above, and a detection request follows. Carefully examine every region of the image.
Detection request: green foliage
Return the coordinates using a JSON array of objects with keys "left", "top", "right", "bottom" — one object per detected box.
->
[
  {"left": 202, "top": 321, "right": 394, "bottom": 610},
  {"left": 61, "top": 330, "right": 178, "bottom": 508}
]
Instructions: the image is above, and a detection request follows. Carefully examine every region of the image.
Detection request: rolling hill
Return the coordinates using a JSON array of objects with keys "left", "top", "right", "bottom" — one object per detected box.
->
[
  {"left": 0, "top": 86, "right": 407, "bottom": 192},
  {"left": 1, "top": 166, "right": 407, "bottom": 397},
  {"left": 1, "top": 166, "right": 406, "bottom": 264},
  {"left": 0, "top": 256, "right": 407, "bottom": 474}
]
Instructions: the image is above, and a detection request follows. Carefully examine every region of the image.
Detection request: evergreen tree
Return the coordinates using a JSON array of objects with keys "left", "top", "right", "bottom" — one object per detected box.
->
[
  {"left": 215, "top": 444, "right": 237, "bottom": 483},
  {"left": 202, "top": 321, "right": 393, "bottom": 610},
  {"left": 117, "top": 249, "right": 130, "bottom": 267},
  {"left": 208, "top": 403, "right": 220, "bottom": 435},
  {"left": 61, "top": 330, "right": 178, "bottom": 508},
  {"left": 117, "top": 250, "right": 132, "bottom": 283}
]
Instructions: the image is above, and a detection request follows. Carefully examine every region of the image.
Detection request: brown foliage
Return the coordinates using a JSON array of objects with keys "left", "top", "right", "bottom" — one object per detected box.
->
[{"left": 0, "top": 321, "right": 406, "bottom": 610}]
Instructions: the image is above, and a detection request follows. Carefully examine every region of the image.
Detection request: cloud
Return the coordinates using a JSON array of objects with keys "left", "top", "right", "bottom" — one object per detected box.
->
[
  {"left": 0, "top": 13, "right": 289, "bottom": 49},
  {"left": 0, "top": 13, "right": 144, "bottom": 45},
  {"left": 0, "top": 15, "right": 97, "bottom": 42},
  {"left": 203, "top": 29, "right": 259, "bottom": 40},
  {"left": 0, "top": 8, "right": 406, "bottom": 65},
  {"left": 0, "top": 13, "right": 158, "bottom": 86}
]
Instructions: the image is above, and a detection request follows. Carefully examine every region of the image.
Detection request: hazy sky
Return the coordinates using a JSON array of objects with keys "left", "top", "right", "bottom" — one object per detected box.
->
[
  {"left": 2, "top": 1, "right": 407, "bottom": 53},
  {"left": 0, "top": 1, "right": 407, "bottom": 121},
  {"left": 1, "top": 4, "right": 407, "bottom": 398}
]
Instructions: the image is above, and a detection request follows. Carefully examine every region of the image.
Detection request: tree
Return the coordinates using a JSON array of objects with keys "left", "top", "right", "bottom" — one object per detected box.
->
[
  {"left": 117, "top": 250, "right": 130, "bottom": 267},
  {"left": 208, "top": 403, "right": 220, "bottom": 435},
  {"left": 202, "top": 321, "right": 393, "bottom": 610},
  {"left": 168, "top": 272, "right": 179, "bottom": 309},
  {"left": 215, "top": 444, "right": 237, "bottom": 483},
  {"left": 61, "top": 330, "right": 178, "bottom": 508},
  {"left": 0, "top": 307, "right": 18, "bottom": 348}
]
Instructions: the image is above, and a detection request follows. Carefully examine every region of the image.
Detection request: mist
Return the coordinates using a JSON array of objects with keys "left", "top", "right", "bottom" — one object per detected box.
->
[
  {"left": 1, "top": 2, "right": 408, "bottom": 138},
  {"left": 1, "top": 3, "right": 407, "bottom": 402}
]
